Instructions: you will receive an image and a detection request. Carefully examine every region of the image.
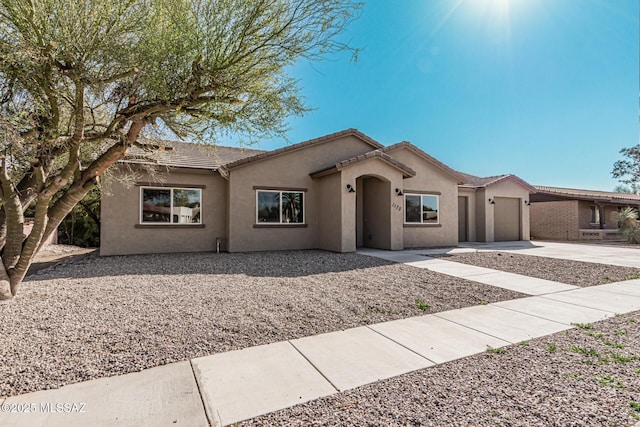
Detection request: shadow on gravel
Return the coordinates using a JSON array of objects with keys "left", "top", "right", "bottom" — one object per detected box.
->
[{"left": 24, "top": 250, "right": 397, "bottom": 282}]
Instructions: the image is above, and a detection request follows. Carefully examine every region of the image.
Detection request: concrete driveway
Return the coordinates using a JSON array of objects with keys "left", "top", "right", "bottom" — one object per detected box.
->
[{"left": 457, "top": 240, "right": 640, "bottom": 269}]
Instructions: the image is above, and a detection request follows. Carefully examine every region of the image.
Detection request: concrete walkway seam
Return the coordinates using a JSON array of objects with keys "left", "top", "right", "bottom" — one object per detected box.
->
[
  {"left": 287, "top": 340, "right": 341, "bottom": 393},
  {"left": 189, "top": 358, "right": 218, "bottom": 427},
  {"left": 489, "top": 300, "right": 615, "bottom": 325},
  {"left": 364, "top": 324, "right": 438, "bottom": 365},
  {"left": 430, "top": 310, "right": 527, "bottom": 345}
]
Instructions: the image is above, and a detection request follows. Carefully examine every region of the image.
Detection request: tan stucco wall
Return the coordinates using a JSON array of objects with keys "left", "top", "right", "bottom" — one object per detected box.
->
[
  {"left": 226, "top": 135, "right": 376, "bottom": 252},
  {"left": 340, "top": 158, "right": 405, "bottom": 251},
  {"left": 386, "top": 148, "right": 459, "bottom": 248},
  {"left": 317, "top": 172, "right": 342, "bottom": 252},
  {"left": 100, "top": 166, "right": 227, "bottom": 256},
  {"left": 457, "top": 188, "right": 477, "bottom": 242},
  {"left": 474, "top": 189, "right": 487, "bottom": 241},
  {"left": 481, "top": 181, "right": 531, "bottom": 242}
]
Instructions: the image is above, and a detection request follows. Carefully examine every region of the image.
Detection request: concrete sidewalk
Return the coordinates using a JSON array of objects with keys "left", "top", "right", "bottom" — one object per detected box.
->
[
  {"left": 357, "top": 247, "right": 578, "bottom": 295},
  {"left": 3, "top": 280, "right": 639, "bottom": 426},
  {"left": 2, "top": 249, "right": 640, "bottom": 426},
  {"left": 458, "top": 240, "right": 640, "bottom": 268}
]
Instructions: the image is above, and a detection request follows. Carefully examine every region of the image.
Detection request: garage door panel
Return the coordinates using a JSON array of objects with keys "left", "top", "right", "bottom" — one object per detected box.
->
[{"left": 494, "top": 197, "right": 520, "bottom": 241}]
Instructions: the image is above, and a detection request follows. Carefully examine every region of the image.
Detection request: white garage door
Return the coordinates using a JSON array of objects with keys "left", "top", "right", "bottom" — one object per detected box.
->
[{"left": 494, "top": 197, "right": 521, "bottom": 241}]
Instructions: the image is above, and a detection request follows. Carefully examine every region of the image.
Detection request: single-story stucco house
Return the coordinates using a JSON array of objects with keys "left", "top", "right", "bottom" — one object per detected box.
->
[
  {"left": 100, "top": 129, "right": 534, "bottom": 256},
  {"left": 530, "top": 186, "right": 640, "bottom": 241}
]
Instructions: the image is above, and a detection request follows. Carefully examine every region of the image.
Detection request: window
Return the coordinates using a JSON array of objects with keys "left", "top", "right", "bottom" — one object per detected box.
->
[
  {"left": 256, "top": 190, "right": 304, "bottom": 224},
  {"left": 589, "top": 205, "right": 600, "bottom": 225},
  {"left": 405, "top": 194, "right": 439, "bottom": 224},
  {"left": 141, "top": 187, "right": 201, "bottom": 224}
]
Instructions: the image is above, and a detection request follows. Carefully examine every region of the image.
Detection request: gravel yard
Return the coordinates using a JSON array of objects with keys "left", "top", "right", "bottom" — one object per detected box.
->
[
  {"left": 242, "top": 311, "right": 640, "bottom": 427},
  {"left": 436, "top": 251, "right": 640, "bottom": 287},
  {"left": 1, "top": 250, "right": 524, "bottom": 398}
]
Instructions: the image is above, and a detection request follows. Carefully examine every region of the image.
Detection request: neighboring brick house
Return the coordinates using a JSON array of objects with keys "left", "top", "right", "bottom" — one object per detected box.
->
[{"left": 530, "top": 186, "right": 640, "bottom": 241}]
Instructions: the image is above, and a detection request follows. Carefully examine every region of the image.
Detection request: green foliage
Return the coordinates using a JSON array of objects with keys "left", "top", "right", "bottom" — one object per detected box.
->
[
  {"left": 602, "top": 340, "right": 624, "bottom": 349},
  {"left": 58, "top": 188, "right": 100, "bottom": 247},
  {"left": 612, "top": 144, "right": 640, "bottom": 190},
  {"left": 616, "top": 207, "right": 640, "bottom": 244},
  {"left": 572, "top": 323, "right": 594, "bottom": 329},
  {"left": 0, "top": 0, "right": 361, "bottom": 297},
  {"left": 547, "top": 343, "right": 557, "bottom": 353},
  {"left": 415, "top": 299, "right": 430, "bottom": 311},
  {"left": 595, "top": 375, "right": 625, "bottom": 389},
  {"left": 571, "top": 346, "right": 599, "bottom": 357},
  {"left": 486, "top": 346, "right": 506, "bottom": 354},
  {"left": 479, "top": 300, "right": 489, "bottom": 305},
  {"left": 369, "top": 306, "right": 399, "bottom": 316},
  {"left": 586, "top": 332, "right": 603, "bottom": 338},
  {"left": 630, "top": 401, "right": 640, "bottom": 412},
  {"left": 563, "top": 373, "right": 583, "bottom": 380},
  {"left": 608, "top": 352, "right": 631, "bottom": 363}
]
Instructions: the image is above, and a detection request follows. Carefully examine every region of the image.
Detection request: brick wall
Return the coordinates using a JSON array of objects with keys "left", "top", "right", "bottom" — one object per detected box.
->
[
  {"left": 604, "top": 206, "right": 620, "bottom": 229},
  {"left": 530, "top": 200, "right": 579, "bottom": 240},
  {"left": 577, "top": 202, "right": 619, "bottom": 230}
]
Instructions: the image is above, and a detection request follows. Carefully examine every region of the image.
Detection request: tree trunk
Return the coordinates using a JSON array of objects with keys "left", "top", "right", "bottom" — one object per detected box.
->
[{"left": 0, "top": 261, "right": 11, "bottom": 300}]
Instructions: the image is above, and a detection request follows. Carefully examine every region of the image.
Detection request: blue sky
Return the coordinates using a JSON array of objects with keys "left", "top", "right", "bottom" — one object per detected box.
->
[{"left": 252, "top": 0, "right": 638, "bottom": 191}]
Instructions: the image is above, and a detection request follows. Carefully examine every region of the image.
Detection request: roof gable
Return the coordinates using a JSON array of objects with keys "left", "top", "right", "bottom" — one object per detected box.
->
[
  {"left": 224, "top": 128, "right": 384, "bottom": 170},
  {"left": 459, "top": 172, "right": 536, "bottom": 193},
  {"left": 310, "top": 150, "right": 416, "bottom": 179},
  {"left": 381, "top": 142, "right": 466, "bottom": 184}
]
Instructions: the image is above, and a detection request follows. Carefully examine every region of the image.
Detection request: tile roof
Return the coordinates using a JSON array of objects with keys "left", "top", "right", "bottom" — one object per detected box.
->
[
  {"left": 310, "top": 150, "right": 416, "bottom": 178},
  {"left": 223, "top": 128, "right": 384, "bottom": 170},
  {"left": 457, "top": 172, "right": 536, "bottom": 192},
  {"left": 534, "top": 186, "right": 640, "bottom": 203},
  {"left": 457, "top": 172, "right": 508, "bottom": 187},
  {"left": 122, "top": 139, "right": 265, "bottom": 170},
  {"left": 381, "top": 142, "right": 466, "bottom": 184}
]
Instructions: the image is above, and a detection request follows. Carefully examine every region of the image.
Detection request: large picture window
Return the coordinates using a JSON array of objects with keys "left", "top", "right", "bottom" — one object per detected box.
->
[
  {"left": 256, "top": 190, "right": 304, "bottom": 224},
  {"left": 141, "top": 187, "right": 202, "bottom": 224},
  {"left": 405, "top": 194, "right": 439, "bottom": 224}
]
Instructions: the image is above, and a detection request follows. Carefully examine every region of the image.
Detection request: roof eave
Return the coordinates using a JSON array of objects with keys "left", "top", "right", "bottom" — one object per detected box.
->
[
  {"left": 382, "top": 142, "right": 466, "bottom": 184},
  {"left": 226, "top": 128, "right": 384, "bottom": 171},
  {"left": 310, "top": 150, "right": 416, "bottom": 179}
]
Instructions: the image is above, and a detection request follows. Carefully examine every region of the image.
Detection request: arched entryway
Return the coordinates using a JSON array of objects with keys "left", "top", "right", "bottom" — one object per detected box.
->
[{"left": 356, "top": 175, "right": 392, "bottom": 249}]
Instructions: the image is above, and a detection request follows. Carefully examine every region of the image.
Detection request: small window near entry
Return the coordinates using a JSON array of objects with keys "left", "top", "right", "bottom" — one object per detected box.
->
[
  {"left": 405, "top": 194, "right": 439, "bottom": 224},
  {"left": 256, "top": 190, "right": 304, "bottom": 224},
  {"left": 589, "top": 205, "right": 600, "bottom": 225},
  {"left": 141, "top": 187, "right": 202, "bottom": 224}
]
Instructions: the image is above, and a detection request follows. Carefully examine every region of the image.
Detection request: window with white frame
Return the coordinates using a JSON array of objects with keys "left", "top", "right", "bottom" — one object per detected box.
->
[
  {"left": 256, "top": 190, "right": 304, "bottom": 224},
  {"left": 141, "top": 187, "right": 202, "bottom": 224},
  {"left": 589, "top": 205, "right": 600, "bottom": 225},
  {"left": 405, "top": 194, "right": 439, "bottom": 224}
]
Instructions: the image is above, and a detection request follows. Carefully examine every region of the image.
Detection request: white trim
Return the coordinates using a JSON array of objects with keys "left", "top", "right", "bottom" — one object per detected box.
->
[{"left": 140, "top": 186, "right": 203, "bottom": 225}]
